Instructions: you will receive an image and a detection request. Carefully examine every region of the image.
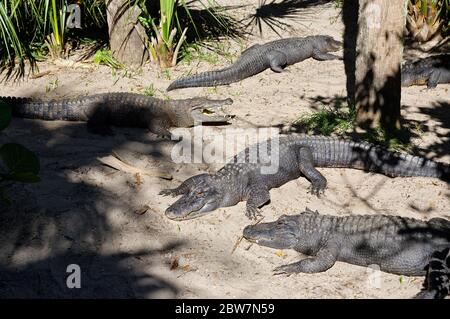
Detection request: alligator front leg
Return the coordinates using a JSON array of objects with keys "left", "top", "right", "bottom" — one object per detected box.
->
[
  {"left": 267, "top": 50, "right": 288, "bottom": 73},
  {"left": 273, "top": 245, "right": 339, "bottom": 274},
  {"left": 245, "top": 178, "right": 271, "bottom": 220},
  {"left": 312, "top": 49, "right": 342, "bottom": 61},
  {"left": 297, "top": 147, "right": 327, "bottom": 196},
  {"left": 426, "top": 71, "right": 442, "bottom": 89},
  {"left": 159, "top": 173, "right": 210, "bottom": 197},
  {"left": 148, "top": 117, "right": 173, "bottom": 139}
]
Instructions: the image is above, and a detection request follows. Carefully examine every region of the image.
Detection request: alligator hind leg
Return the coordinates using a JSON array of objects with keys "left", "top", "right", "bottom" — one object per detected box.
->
[
  {"left": 159, "top": 174, "right": 210, "bottom": 197},
  {"left": 297, "top": 147, "right": 327, "bottom": 196},
  {"left": 267, "top": 50, "right": 288, "bottom": 73},
  {"left": 274, "top": 245, "right": 339, "bottom": 274}
]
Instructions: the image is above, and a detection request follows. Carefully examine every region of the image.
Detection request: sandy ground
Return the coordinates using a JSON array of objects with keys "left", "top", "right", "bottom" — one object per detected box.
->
[{"left": 0, "top": 2, "right": 449, "bottom": 298}]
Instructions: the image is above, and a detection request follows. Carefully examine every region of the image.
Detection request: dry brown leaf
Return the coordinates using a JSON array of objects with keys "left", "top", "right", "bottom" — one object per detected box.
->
[
  {"left": 134, "top": 173, "right": 142, "bottom": 186},
  {"left": 98, "top": 154, "right": 172, "bottom": 179},
  {"left": 134, "top": 205, "right": 150, "bottom": 215},
  {"left": 170, "top": 257, "right": 179, "bottom": 270}
]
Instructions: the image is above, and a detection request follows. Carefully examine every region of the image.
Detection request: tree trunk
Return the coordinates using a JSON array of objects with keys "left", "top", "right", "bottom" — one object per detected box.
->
[
  {"left": 105, "top": 0, "right": 149, "bottom": 67},
  {"left": 354, "top": 0, "right": 408, "bottom": 132}
]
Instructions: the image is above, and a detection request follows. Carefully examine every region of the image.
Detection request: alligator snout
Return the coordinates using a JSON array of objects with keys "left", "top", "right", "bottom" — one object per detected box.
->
[
  {"left": 165, "top": 205, "right": 188, "bottom": 221},
  {"left": 330, "top": 39, "right": 343, "bottom": 51},
  {"left": 243, "top": 225, "right": 260, "bottom": 242}
]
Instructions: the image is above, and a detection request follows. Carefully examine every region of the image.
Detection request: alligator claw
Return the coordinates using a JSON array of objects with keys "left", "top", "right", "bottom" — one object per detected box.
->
[
  {"left": 245, "top": 206, "right": 263, "bottom": 220},
  {"left": 159, "top": 189, "right": 179, "bottom": 197},
  {"left": 273, "top": 264, "right": 297, "bottom": 276},
  {"left": 308, "top": 184, "right": 326, "bottom": 197}
]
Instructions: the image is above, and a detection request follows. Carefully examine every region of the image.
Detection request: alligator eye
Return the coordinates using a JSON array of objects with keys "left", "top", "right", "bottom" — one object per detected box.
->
[{"left": 197, "top": 191, "right": 204, "bottom": 196}]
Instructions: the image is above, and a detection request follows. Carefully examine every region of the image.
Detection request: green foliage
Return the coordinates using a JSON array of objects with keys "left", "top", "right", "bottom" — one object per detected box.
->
[
  {"left": 293, "top": 104, "right": 356, "bottom": 136},
  {"left": 361, "top": 128, "right": 413, "bottom": 153},
  {"left": 0, "top": 100, "right": 40, "bottom": 204},
  {"left": 333, "top": 0, "right": 344, "bottom": 8},
  {"left": 0, "top": 0, "right": 107, "bottom": 79},
  {"left": 0, "top": 101, "right": 12, "bottom": 131},
  {"left": 0, "top": 143, "right": 40, "bottom": 182},
  {"left": 143, "top": 0, "right": 188, "bottom": 68},
  {"left": 407, "top": 0, "right": 449, "bottom": 41},
  {"left": 139, "top": 0, "right": 242, "bottom": 68},
  {"left": 43, "top": 0, "right": 67, "bottom": 59},
  {"left": 181, "top": 43, "right": 220, "bottom": 65},
  {"left": 93, "top": 48, "right": 124, "bottom": 69},
  {"left": 293, "top": 101, "right": 412, "bottom": 152},
  {"left": 0, "top": 0, "right": 240, "bottom": 76},
  {"left": 143, "top": 83, "right": 156, "bottom": 97}
]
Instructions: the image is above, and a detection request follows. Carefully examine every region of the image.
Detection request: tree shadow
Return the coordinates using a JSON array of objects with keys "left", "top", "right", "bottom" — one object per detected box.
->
[
  {"left": 177, "top": 1, "right": 248, "bottom": 42},
  {"left": 289, "top": 94, "right": 449, "bottom": 160},
  {"left": 409, "top": 100, "right": 450, "bottom": 159},
  {"left": 242, "top": 0, "right": 332, "bottom": 37},
  {"left": 140, "top": 0, "right": 247, "bottom": 44},
  {"left": 0, "top": 245, "right": 181, "bottom": 298},
  {"left": 0, "top": 88, "right": 204, "bottom": 297}
]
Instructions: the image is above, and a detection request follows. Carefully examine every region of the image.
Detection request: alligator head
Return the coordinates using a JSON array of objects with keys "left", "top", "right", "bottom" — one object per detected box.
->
[
  {"left": 317, "top": 35, "right": 342, "bottom": 53},
  {"left": 243, "top": 214, "right": 301, "bottom": 249},
  {"left": 173, "top": 97, "right": 234, "bottom": 127},
  {"left": 165, "top": 178, "right": 223, "bottom": 220},
  {"left": 401, "top": 71, "right": 428, "bottom": 87}
]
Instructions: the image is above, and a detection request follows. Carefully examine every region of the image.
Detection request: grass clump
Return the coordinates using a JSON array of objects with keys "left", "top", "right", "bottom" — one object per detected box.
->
[
  {"left": 93, "top": 48, "right": 124, "bottom": 69},
  {"left": 293, "top": 104, "right": 356, "bottom": 136},
  {"left": 143, "top": 84, "right": 156, "bottom": 97},
  {"left": 361, "top": 128, "right": 413, "bottom": 153},
  {"left": 293, "top": 101, "right": 413, "bottom": 152}
]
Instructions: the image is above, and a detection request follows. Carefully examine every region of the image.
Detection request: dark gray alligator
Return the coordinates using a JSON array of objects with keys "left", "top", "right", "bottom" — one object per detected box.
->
[
  {"left": 401, "top": 54, "right": 450, "bottom": 89},
  {"left": 1, "top": 93, "right": 233, "bottom": 138},
  {"left": 166, "top": 35, "right": 342, "bottom": 91},
  {"left": 243, "top": 208, "right": 450, "bottom": 298},
  {"left": 414, "top": 247, "right": 450, "bottom": 299},
  {"left": 160, "top": 135, "right": 449, "bottom": 220}
]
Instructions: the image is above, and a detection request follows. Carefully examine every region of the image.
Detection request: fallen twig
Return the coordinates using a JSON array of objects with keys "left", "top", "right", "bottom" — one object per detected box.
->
[{"left": 231, "top": 216, "right": 265, "bottom": 254}]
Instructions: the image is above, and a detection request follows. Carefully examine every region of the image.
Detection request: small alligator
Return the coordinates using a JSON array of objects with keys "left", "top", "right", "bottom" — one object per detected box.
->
[
  {"left": 401, "top": 54, "right": 450, "bottom": 89},
  {"left": 414, "top": 247, "right": 450, "bottom": 299},
  {"left": 166, "top": 35, "right": 342, "bottom": 91},
  {"left": 1, "top": 93, "right": 233, "bottom": 138},
  {"left": 243, "top": 208, "right": 450, "bottom": 298},
  {"left": 160, "top": 135, "right": 449, "bottom": 220}
]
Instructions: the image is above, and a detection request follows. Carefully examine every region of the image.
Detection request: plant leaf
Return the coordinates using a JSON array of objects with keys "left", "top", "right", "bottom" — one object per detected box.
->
[
  {"left": 0, "top": 143, "right": 40, "bottom": 175},
  {"left": 6, "top": 172, "right": 41, "bottom": 183},
  {"left": 0, "top": 100, "right": 12, "bottom": 131}
]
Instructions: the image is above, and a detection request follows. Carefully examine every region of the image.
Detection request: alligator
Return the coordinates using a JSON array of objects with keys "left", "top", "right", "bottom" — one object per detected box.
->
[
  {"left": 243, "top": 208, "right": 450, "bottom": 298},
  {"left": 414, "top": 247, "right": 450, "bottom": 299},
  {"left": 401, "top": 54, "right": 450, "bottom": 89},
  {"left": 160, "top": 135, "right": 449, "bottom": 220},
  {"left": 1, "top": 93, "right": 233, "bottom": 138},
  {"left": 166, "top": 35, "right": 342, "bottom": 91}
]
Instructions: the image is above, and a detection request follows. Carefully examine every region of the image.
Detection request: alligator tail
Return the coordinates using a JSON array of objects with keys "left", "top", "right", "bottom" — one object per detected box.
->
[
  {"left": 167, "top": 67, "right": 244, "bottom": 91},
  {"left": 1, "top": 96, "right": 85, "bottom": 121},
  {"left": 311, "top": 137, "right": 450, "bottom": 181}
]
